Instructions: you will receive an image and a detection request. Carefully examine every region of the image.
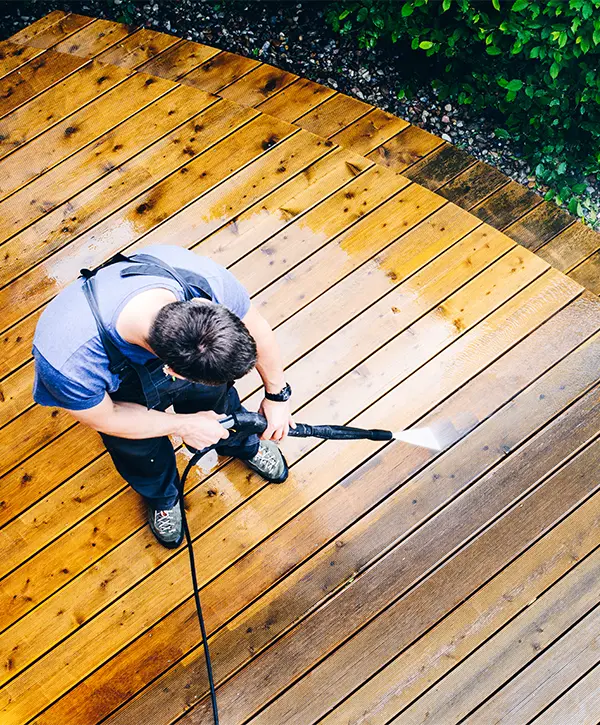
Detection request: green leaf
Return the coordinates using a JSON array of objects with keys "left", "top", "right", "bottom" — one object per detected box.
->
[
  {"left": 401, "top": 2, "right": 414, "bottom": 17},
  {"left": 486, "top": 46, "right": 502, "bottom": 55},
  {"left": 512, "top": 0, "right": 528, "bottom": 11},
  {"left": 338, "top": 9, "right": 351, "bottom": 20},
  {"left": 492, "top": 0, "right": 500, "bottom": 10},
  {"left": 442, "top": 0, "right": 452, "bottom": 9},
  {"left": 594, "top": 28, "right": 600, "bottom": 45},
  {"left": 550, "top": 62, "right": 560, "bottom": 79},
  {"left": 506, "top": 79, "right": 523, "bottom": 92},
  {"left": 419, "top": 40, "right": 434, "bottom": 49},
  {"left": 495, "top": 127, "right": 510, "bottom": 139},
  {"left": 357, "top": 7, "right": 368, "bottom": 22}
]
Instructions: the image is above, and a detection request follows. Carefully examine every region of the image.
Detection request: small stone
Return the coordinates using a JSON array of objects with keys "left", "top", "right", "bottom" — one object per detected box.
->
[
  {"left": 441, "top": 133, "right": 452, "bottom": 142},
  {"left": 445, "top": 103, "right": 452, "bottom": 112},
  {"left": 442, "top": 115, "right": 450, "bottom": 123}
]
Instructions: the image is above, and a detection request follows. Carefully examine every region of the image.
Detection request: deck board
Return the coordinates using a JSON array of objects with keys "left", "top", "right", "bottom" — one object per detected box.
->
[{"left": 1, "top": 13, "right": 599, "bottom": 725}]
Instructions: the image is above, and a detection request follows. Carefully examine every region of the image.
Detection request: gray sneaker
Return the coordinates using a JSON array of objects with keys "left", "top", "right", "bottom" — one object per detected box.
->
[
  {"left": 245, "top": 440, "right": 289, "bottom": 483},
  {"left": 148, "top": 500, "right": 184, "bottom": 549}
]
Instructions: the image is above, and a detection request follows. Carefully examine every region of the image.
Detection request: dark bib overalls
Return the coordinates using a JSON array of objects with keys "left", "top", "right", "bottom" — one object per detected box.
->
[{"left": 81, "top": 253, "right": 259, "bottom": 509}]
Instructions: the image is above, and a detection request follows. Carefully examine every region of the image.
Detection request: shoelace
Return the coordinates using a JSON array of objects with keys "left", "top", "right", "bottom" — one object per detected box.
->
[
  {"left": 253, "top": 444, "right": 280, "bottom": 476},
  {"left": 154, "top": 509, "right": 178, "bottom": 535}
]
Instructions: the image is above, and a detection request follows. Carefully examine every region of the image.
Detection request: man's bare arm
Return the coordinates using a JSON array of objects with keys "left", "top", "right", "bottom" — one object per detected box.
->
[{"left": 69, "top": 393, "right": 229, "bottom": 450}]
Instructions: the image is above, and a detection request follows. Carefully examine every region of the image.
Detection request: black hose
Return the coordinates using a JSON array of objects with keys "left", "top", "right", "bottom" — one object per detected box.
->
[{"left": 177, "top": 453, "right": 220, "bottom": 725}]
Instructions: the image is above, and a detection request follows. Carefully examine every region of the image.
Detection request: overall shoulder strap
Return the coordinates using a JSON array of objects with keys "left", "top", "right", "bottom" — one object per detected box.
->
[
  {"left": 120, "top": 253, "right": 212, "bottom": 301},
  {"left": 81, "top": 276, "right": 129, "bottom": 376},
  {"left": 79, "top": 252, "right": 131, "bottom": 280}
]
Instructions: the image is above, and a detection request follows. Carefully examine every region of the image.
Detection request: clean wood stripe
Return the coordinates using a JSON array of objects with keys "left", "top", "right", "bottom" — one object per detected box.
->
[{"left": 0, "top": 41, "right": 48, "bottom": 81}]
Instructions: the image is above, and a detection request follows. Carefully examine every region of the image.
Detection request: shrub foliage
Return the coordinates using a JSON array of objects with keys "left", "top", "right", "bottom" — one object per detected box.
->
[{"left": 326, "top": 0, "right": 600, "bottom": 219}]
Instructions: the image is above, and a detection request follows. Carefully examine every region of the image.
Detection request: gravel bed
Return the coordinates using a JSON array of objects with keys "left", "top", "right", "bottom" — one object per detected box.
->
[{"left": 2, "top": 0, "right": 599, "bottom": 229}]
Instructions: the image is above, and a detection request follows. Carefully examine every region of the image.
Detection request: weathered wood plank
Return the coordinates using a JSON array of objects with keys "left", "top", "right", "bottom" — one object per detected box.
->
[
  {"left": 405, "top": 142, "right": 476, "bottom": 191},
  {"left": 469, "top": 601, "right": 600, "bottom": 724},
  {"left": 257, "top": 77, "right": 335, "bottom": 123},
  {"left": 537, "top": 220, "right": 600, "bottom": 274},
  {"left": 366, "top": 125, "right": 444, "bottom": 173},
  {"left": 0, "top": 41, "right": 47, "bottom": 81},
  {"left": 438, "top": 160, "right": 509, "bottom": 209},
  {"left": 96, "top": 28, "right": 181, "bottom": 69},
  {"left": 219, "top": 63, "right": 298, "bottom": 108},
  {"left": 503, "top": 200, "right": 576, "bottom": 251},
  {"left": 325, "top": 492, "right": 600, "bottom": 725},
  {"left": 9, "top": 12, "right": 94, "bottom": 50},
  {"left": 396, "top": 520, "right": 600, "bottom": 724},
  {"left": 136, "top": 39, "right": 219, "bottom": 79},
  {"left": 0, "top": 51, "right": 87, "bottom": 119},
  {"left": 33, "top": 282, "right": 593, "bottom": 725},
  {"left": 472, "top": 179, "right": 543, "bottom": 230},
  {"left": 0, "top": 82, "right": 211, "bottom": 241},
  {"left": 0, "top": 59, "right": 132, "bottom": 160},
  {"left": 514, "top": 660, "right": 600, "bottom": 725},
  {"left": 182, "top": 51, "right": 260, "bottom": 94},
  {"left": 296, "top": 93, "right": 371, "bottom": 138},
  {"left": 569, "top": 251, "right": 600, "bottom": 297},
  {"left": 53, "top": 18, "right": 135, "bottom": 58}
]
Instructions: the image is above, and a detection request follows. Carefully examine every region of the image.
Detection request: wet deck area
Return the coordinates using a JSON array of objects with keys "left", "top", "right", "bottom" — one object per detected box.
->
[{"left": 0, "top": 12, "right": 599, "bottom": 725}]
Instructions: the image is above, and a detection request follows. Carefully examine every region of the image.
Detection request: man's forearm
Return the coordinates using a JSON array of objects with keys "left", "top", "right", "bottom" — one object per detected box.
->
[
  {"left": 75, "top": 399, "right": 187, "bottom": 440},
  {"left": 246, "top": 310, "right": 286, "bottom": 393}
]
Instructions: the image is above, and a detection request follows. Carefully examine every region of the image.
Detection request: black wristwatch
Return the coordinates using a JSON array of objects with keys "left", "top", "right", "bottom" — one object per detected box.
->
[{"left": 264, "top": 382, "right": 292, "bottom": 402}]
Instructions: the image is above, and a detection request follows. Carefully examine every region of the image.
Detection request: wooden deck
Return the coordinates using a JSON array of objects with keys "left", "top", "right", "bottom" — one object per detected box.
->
[{"left": 0, "top": 11, "right": 599, "bottom": 725}]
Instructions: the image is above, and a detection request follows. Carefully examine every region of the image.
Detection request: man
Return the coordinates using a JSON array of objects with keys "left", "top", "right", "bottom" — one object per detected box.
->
[{"left": 32, "top": 245, "right": 294, "bottom": 548}]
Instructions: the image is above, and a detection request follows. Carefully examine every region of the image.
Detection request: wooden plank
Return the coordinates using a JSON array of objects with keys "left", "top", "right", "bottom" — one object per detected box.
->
[
  {"left": 472, "top": 179, "right": 543, "bottom": 230},
  {"left": 0, "top": 52, "right": 87, "bottom": 119},
  {"left": 0, "top": 59, "right": 132, "bottom": 160},
  {"left": 366, "top": 125, "right": 444, "bottom": 173},
  {"left": 503, "top": 200, "right": 576, "bottom": 252},
  {"left": 296, "top": 93, "right": 372, "bottom": 138},
  {"left": 404, "top": 142, "right": 477, "bottom": 191},
  {"left": 0, "top": 71, "right": 177, "bottom": 202},
  {"left": 0, "top": 41, "right": 47, "bottom": 81},
  {"left": 181, "top": 51, "right": 260, "bottom": 94},
  {"left": 469, "top": 602, "right": 600, "bottom": 724},
  {"left": 9, "top": 13, "right": 94, "bottom": 50},
  {"left": 0, "top": 424, "right": 103, "bottom": 529},
  {"left": 396, "top": 533, "right": 600, "bottom": 724},
  {"left": 53, "top": 18, "right": 135, "bottom": 58},
  {"left": 438, "top": 160, "right": 509, "bottom": 210},
  {"left": 0, "top": 264, "right": 574, "bottom": 721},
  {"left": 0, "top": 98, "right": 262, "bottom": 292},
  {"left": 257, "top": 77, "right": 335, "bottom": 123},
  {"left": 218, "top": 63, "right": 298, "bottom": 108},
  {"left": 7, "top": 11, "right": 70, "bottom": 45},
  {"left": 569, "top": 251, "right": 600, "bottom": 297},
  {"left": 0, "top": 311, "right": 40, "bottom": 379},
  {"left": 0, "top": 82, "right": 211, "bottom": 242},
  {"left": 521, "top": 660, "right": 600, "bottom": 725},
  {"left": 183, "top": 397, "right": 600, "bottom": 725},
  {"left": 536, "top": 220, "right": 600, "bottom": 273},
  {"left": 325, "top": 499, "right": 600, "bottom": 725},
  {"left": 328, "top": 107, "right": 409, "bottom": 157},
  {"left": 137, "top": 39, "right": 220, "bottom": 79},
  {"left": 96, "top": 28, "right": 181, "bottom": 69},
  {"left": 38, "top": 286, "right": 596, "bottom": 725}
]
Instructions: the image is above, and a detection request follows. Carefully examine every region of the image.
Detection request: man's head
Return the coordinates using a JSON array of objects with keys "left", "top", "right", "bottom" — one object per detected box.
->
[{"left": 148, "top": 300, "right": 257, "bottom": 385}]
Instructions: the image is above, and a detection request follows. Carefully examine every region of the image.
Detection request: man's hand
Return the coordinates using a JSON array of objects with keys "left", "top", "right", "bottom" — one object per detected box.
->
[
  {"left": 259, "top": 398, "right": 295, "bottom": 442},
  {"left": 177, "top": 410, "right": 230, "bottom": 450}
]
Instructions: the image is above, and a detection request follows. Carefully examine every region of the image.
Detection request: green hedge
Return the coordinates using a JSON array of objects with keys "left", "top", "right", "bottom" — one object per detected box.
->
[{"left": 326, "top": 0, "right": 600, "bottom": 220}]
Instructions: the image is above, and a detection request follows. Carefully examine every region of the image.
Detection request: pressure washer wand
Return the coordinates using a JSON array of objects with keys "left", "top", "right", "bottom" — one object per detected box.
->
[{"left": 179, "top": 410, "right": 462, "bottom": 725}]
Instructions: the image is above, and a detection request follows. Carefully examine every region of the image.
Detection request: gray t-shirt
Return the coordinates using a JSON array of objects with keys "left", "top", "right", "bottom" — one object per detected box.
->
[{"left": 32, "top": 245, "right": 251, "bottom": 411}]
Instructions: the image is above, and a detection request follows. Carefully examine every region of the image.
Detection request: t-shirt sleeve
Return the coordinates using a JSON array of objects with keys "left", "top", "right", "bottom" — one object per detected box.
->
[{"left": 32, "top": 348, "right": 107, "bottom": 411}]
